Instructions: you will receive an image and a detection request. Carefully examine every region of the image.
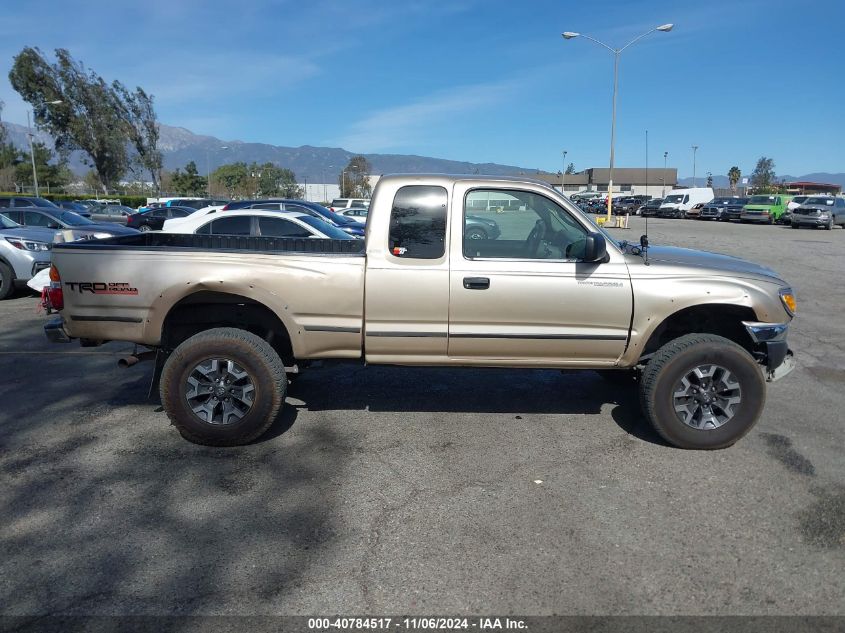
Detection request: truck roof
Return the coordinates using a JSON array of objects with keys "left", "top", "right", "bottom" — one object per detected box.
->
[{"left": 375, "top": 173, "right": 558, "bottom": 190}]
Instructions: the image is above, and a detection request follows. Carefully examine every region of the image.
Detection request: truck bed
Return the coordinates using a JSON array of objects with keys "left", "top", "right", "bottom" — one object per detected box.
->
[
  {"left": 50, "top": 232, "right": 367, "bottom": 358},
  {"left": 53, "top": 232, "right": 366, "bottom": 255}
]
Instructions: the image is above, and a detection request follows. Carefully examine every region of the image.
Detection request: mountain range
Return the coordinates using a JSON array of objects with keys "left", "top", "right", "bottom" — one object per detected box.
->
[{"left": 3, "top": 120, "right": 844, "bottom": 187}]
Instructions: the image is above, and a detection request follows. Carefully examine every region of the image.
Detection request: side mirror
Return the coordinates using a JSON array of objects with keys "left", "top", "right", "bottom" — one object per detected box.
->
[
  {"left": 47, "top": 222, "right": 60, "bottom": 229},
  {"left": 582, "top": 232, "right": 607, "bottom": 263}
]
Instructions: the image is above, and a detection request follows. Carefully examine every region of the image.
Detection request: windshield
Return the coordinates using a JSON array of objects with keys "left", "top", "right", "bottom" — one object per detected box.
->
[
  {"left": 58, "top": 211, "right": 96, "bottom": 226},
  {"left": 711, "top": 198, "right": 735, "bottom": 205},
  {"left": 300, "top": 216, "right": 355, "bottom": 239},
  {"left": 748, "top": 195, "right": 776, "bottom": 204},
  {"left": 0, "top": 214, "right": 21, "bottom": 229},
  {"left": 805, "top": 197, "right": 834, "bottom": 206},
  {"left": 30, "top": 197, "right": 60, "bottom": 208},
  {"left": 664, "top": 195, "right": 684, "bottom": 203}
]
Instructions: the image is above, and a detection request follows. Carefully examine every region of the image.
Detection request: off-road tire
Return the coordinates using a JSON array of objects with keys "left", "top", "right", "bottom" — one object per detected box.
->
[
  {"left": 160, "top": 327, "right": 287, "bottom": 446},
  {"left": 0, "top": 261, "right": 14, "bottom": 301},
  {"left": 639, "top": 333, "right": 765, "bottom": 449}
]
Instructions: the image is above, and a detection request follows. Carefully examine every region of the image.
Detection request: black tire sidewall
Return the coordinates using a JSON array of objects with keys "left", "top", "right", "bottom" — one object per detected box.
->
[
  {"left": 0, "top": 262, "right": 14, "bottom": 300},
  {"left": 645, "top": 341, "right": 765, "bottom": 449},
  {"left": 161, "top": 331, "right": 285, "bottom": 445}
]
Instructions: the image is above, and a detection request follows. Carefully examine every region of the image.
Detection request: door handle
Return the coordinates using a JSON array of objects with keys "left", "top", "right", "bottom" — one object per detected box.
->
[{"left": 463, "top": 277, "right": 490, "bottom": 290}]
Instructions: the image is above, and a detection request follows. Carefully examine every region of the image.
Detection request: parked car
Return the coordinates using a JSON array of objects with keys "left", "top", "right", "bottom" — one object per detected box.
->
[
  {"left": 0, "top": 195, "right": 62, "bottom": 211},
  {"left": 167, "top": 210, "right": 356, "bottom": 239},
  {"left": 0, "top": 207, "right": 140, "bottom": 239},
  {"left": 0, "top": 214, "right": 53, "bottom": 300},
  {"left": 700, "top": 197, "right": 749, "bottom": 221},
  {"left": 166, "top": 198, "right": 229, "bottom": 210},
  {"left": 638, "top": 198, "right": 663, "bottom": 216},
  {"left": 328, "top": 198, "right": 370, "bottom": 212},
  {"left": 338, "top": 207, "right": 369, "bottom": 223},
  {"left": 684, "top": 202, "right": 709, "bottom": 219},
  {"left": 90, "top": 205, "right": 136, "bottom": 224},
  {"left": 783, "top": 195, "right": 810, "bottom": 225},
  {"left": 127, "top": 206, "right": 196, "bottom": 231},
  {"left": 54, "top": 201, "right": 93, "bottom": 218},
  {"left": 791, "top": 196, "right": 845, "bottom": 230},
  {"left": 614, "top": 196, "right": 651, "bottom": 215},
  {"left": 658, "top": 188, "right": 715, "bottom": 218},
  {"left": 222, "top": 199, "right": 366, "bottom": 237},
  {"left": 161, "top": 205, "right": 228, "bottom": 231},
  {"left": 740, "top": 194, "right": 792, "bottom": 224}
]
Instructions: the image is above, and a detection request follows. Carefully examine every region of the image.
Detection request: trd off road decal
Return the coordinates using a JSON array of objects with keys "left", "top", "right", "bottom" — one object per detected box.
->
[{"left": 64, "top": 282, "right": 139, "bottom": 295}]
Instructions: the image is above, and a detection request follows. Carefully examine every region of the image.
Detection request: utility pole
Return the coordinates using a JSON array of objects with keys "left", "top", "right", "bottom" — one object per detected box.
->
[
  {"left": 645, "top": 130, "right": 648, "bottom": 199},
  {"left": 663, "top": 151, "right": 668, "bottom": 197},
  {"left": 692, "top": 145, "right": 699, "bottom": 188},
  {"left": 561, "top": 150, "right": 567, "bottom": 194},
  {"left": 26, "top": 110, "right": 39, "bottom": 197}
]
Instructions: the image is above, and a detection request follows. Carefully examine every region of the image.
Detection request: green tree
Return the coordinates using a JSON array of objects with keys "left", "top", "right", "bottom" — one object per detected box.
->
[
  {"left": 14, "top": 141, "right": 71, "bottom": 190},
  {"left": 565, "top": 162, "right": 575, "bottom": 174},
  {"left": 212, "top": 162, "right": 249, "bottom": 198},
  {"left": 339, "top": 155, "right": 372, "bottom": 197},
  {"left": 727, "top": 166, "right": 741, "bottom": 192},
  {"left": 9, "top": 47, "right": 129, "bottom": 192},
  {"left": 706, "top": 172, "right": 713, "bottom": 188},
  {"left": 170, "top": 161, "right": 207, "bottom": 195},
  {"left": 750, "top": 157, "right": 776, "bottom": 192},
  {"left": 113, "top": 84, "right": 162, "bottom": 192},
  {"left": 249, "top": 162, "right": 302, "bottom": 198}
]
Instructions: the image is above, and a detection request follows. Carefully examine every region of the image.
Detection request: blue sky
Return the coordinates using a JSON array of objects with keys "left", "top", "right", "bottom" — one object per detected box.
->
[{"left": 0, "top": 0, "right": 843, "bottom": 178}]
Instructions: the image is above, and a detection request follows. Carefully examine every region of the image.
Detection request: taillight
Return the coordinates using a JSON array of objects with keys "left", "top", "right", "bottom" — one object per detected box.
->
[{"left": 46, "top": 265, "right": 63, "bottom": 311}]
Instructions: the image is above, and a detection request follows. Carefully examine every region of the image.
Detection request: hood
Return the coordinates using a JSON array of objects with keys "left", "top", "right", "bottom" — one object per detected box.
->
[
  {"left": 0, "top": 226, "right": 58, "bottom": 243},
  {"left": 630, "top": 244, "right": 784, "bottom": 283},
  {"left": 77, "top": 223, "right": 140, "bottom": 235}
]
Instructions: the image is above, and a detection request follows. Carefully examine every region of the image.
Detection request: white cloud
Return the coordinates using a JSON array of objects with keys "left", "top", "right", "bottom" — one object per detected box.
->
[{"left": 333, "top": 80, "right": 520, "bottom": 153}]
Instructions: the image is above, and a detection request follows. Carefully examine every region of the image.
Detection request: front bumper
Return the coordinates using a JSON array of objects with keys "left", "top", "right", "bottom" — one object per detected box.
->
[
  {"left": 793, "top": 216, "right": 829, "bottom": 227},
  {"left": 743, "top": 321, "right": 794, "bottom": 381}
]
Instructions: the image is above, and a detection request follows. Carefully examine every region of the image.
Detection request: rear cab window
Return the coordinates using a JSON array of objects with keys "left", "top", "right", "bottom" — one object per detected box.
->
[{"left": 388, "top": 185, "right": 448, "bottom": 259}]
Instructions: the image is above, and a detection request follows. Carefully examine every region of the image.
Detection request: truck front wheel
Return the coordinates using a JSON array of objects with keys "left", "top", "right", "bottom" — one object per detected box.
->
[
  {"left": 160, "top": 327, "right": 287, "bottom": 446},
  {"left": 639, "top": 334, "right": 765, "bottom": 449}
]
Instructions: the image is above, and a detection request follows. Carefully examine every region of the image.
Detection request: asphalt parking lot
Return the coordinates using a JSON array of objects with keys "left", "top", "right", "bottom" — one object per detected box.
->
[{"left": 1, "top": 217, "right": 843, "bottom": 617}]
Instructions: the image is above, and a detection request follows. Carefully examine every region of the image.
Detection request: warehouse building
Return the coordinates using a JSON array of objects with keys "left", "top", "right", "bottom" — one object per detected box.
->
[{"left": 534, "top": 167, "right": 678, "bottom": 198}]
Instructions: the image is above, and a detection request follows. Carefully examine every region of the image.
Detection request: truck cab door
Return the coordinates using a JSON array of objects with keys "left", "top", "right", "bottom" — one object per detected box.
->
[
  {"left": 363, "top": 181, "right": 451, "bottom": 364},
  {"left": 447, "top": 182, "right": 632, "bottom": 366}
]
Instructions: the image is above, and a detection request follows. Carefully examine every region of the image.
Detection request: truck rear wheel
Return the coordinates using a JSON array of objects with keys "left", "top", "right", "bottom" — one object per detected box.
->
[
  {"left": 160, "top": 327, "right": 287, "bottom": 446},
  {"left": 639, "top": 334, "right": 765, "bottom": 449},
  {"left": 0, "top": 262, "right": 14, "bottom": 301}
]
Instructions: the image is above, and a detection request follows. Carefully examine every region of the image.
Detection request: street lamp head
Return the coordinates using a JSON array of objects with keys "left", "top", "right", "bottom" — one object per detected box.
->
[
  {"left": 657, "top": 23, "right": 674, "bottom": 32},
  {"left": 561, "top": 32, "right": 580, "bottom": 40}
]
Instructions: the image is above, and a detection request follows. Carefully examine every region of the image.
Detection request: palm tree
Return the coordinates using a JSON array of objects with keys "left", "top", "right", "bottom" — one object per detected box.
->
[{"left": 728, "top": 166, "right": 741, "bottom": 192}]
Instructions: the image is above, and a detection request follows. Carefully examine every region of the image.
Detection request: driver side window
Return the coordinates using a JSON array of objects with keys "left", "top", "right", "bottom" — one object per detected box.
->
[{"left": 463, "top": 189, "right": 588, "bottom": 260}]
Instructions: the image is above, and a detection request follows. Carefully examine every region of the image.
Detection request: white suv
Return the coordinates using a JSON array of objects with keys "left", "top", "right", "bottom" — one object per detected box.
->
[{"left": 329, "top": 198, "right": 370, "bottom": 212}]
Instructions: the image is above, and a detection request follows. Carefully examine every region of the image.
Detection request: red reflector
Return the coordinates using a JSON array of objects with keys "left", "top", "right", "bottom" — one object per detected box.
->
[{"left": 46, "top": 285, "right": 64, "bottom": 311}]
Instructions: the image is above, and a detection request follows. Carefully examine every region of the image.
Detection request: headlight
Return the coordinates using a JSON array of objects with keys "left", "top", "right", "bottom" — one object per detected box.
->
[
  {"left": 818, "top": 213, "right": 829, "bottom": 219},
  {"left": 779, "top": 288, "right": 796, "bottom": 316},
  {"left": 5, "top": 237, "right": 50, "bottom": 251}
]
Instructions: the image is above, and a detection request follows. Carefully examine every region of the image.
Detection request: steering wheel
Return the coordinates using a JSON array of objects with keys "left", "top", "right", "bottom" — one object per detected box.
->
[{"left": 525, "top": 220, "right": 547, "bottom": 258}]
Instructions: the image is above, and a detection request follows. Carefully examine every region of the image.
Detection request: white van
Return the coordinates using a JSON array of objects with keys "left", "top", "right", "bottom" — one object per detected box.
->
[{"left": 658, "top": 188, "right": 714, "bottom": 219}]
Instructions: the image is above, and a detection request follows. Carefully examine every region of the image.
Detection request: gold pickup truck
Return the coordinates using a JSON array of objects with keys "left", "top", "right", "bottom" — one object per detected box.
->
[{"left": 43, "top": 174, "right": 796, "bottom": 449}]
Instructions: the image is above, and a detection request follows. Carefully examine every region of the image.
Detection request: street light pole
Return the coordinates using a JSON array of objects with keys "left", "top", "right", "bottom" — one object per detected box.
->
[
  {"left": 26, "top": 111, "right": 39, "bottom": 197},
  {"left": 663, "top": 151, "right": 668, "bottom": 197},
  {"left": 26, "top": 100, "right": 63, "bottom": 197},
  {"left": 561, "top": 150, "right": 567, "bottom": 193},
  {"left": 562, "top": 24, "right": 673, "bottom": 222},
  {"left": 692, "top": 145, "right": 699, "bottom": 188}
]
